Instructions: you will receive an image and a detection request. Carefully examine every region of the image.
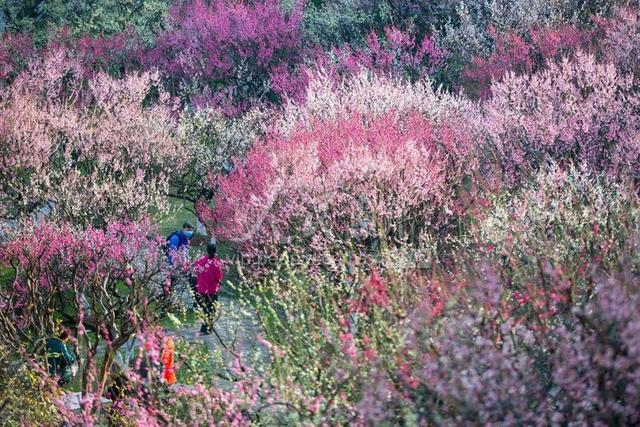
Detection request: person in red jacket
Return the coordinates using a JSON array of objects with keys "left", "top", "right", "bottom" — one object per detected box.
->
[
  {"left": 192, "top": 243, "right": 223, "bottom": 335},
  {"left": 161, "top": 336, "right": 177, "bottom": 385}
]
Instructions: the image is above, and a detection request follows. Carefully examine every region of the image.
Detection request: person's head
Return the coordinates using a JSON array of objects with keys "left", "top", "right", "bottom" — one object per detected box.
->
[
  {"left": 163, "top": 336, "right": 175, "bottom": 351},
  {"left": 182, "top": 222, "right": 194, "bottom": 239},
  {"left": 206, "top": 243, "right": 217, "bottom": 259},
  {"left": 59, "top": 328, "right": 70, "bottom": 342}
]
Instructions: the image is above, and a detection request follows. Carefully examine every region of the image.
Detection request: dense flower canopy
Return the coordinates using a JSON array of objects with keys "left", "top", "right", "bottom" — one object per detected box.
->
[
  {"left": 0, "top": 48, "right": 182, "bottom": 226},
  {"left": 1, "top": 0, "right": 640, "bottom": 425},
  {"left": 200, "top": 73, "right": 477, "bottom": 273},
  {"left": 485, "top": 53, "right": 640, "bottom": 185}
]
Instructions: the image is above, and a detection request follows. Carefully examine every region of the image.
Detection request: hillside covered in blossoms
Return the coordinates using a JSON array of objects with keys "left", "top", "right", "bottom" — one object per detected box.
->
[{"left": 1, "top": 0, "right": 640, "bottom": 425}]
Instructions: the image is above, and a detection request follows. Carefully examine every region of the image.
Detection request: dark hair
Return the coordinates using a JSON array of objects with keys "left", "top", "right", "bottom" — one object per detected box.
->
[
  {"left": 59, "top": 329, "right": 70, "bottom": 340},
  {"left": 206, "top": 243, "right": 217, "bottom": 259},
  {"left": 183, "top": 222, "right": 194, "bottom": 230}
]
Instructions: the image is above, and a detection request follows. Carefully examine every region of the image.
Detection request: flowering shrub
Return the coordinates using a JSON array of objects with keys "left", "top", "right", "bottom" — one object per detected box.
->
[
  {"left": 0, "top": 48, "right": 183, "bottom": 226},
  {"left": 276, "top": 71, "right": 474, "bottom": 135},
  {"left": 145, "top": 0, "right": 305, "bottom": 112},
  {"left": 235, "top": 255, "right": 414, "bottom": 424},
  {"left": 0, "top": 32, "right": 33, "bottom": 85},
  {"left": 0, "top": 343, "right": 61, "bottom": 426},
  {"left": 594, "top": 6, "right": 640, "bottom": 77},
  {"left": 478, "top": 166, "right": 639, "bottom": 291},
  {"left": 0, "top": 220, "right": 172, "bottom": 405},
  {"left": 0, "top": 29, "right": 145, "bottom": 88},
  {"left": 197, "top": 72, "right": 482, "bottom": 278},
  {"left": 172, "top": 107, "right": 267, "bottom": 213},
  {"left": 483, "top": 53, "right": 640, "bottom": 186},
  {"left": 228, "top": 165, "right": 637, "bottom": 423},
  {"left": 201, "top": 108, "right": 474, "bottom": 275},
  {"left": 432, "top": 0, "right": 622, "bottom": 88},
  {"left": 462, "top": 24, "right": 589, "bottom": 97},
  {"left": 357, "top": 255, "right": 640, "bottom": 424},
  {"left": 320, "top": 26, "right": 446, "bottom": 81},
  {"left": 463, "top": 167, "right": 639, "bottom": 347},
  {"left": 238, "top": 218, "right": 640, "bottom": 424},
  {"left": 58, "top": 29, "right": 146, "bottom": 78},
  {"left": 344, "top": 163, "right": 640, "bottom": 423}
]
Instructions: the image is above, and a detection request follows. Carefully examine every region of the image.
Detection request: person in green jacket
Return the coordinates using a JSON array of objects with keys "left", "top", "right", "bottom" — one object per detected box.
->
[{"left": 46, "top": 329, "right": 77, "bottom": 386}]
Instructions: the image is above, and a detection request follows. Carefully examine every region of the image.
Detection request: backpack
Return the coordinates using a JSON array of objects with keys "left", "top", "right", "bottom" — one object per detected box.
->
[{"left": 162, "top": 231, "right": 179, "bottom": 256}]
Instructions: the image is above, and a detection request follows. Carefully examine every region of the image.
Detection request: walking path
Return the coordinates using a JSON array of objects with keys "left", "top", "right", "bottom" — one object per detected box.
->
[
  {"left": 171, "top": 274, "right": 266, "bottom": 371},
  {"left": 176, "top": 295, "right": 263, "bottom": 357}
]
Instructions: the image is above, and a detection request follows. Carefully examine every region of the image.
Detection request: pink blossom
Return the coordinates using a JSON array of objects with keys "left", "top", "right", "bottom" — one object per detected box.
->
[{"left": 340, "top": 332, "right": 357, "bottom": 360}]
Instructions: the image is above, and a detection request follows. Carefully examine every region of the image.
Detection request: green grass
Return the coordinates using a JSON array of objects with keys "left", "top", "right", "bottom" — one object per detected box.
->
[{"left": 0, "top": 266, "right": 15, "bottom": 290}]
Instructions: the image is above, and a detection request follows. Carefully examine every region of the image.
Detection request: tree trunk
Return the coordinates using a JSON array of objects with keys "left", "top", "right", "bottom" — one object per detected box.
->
[
  {"left": 97, "top": 347, "right": 116, "bottom": 398},
  {"left": 82, "top": 345, "right": 97, "bottom": 397}
]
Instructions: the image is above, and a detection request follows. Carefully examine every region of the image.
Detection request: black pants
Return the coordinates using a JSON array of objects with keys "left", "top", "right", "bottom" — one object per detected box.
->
[{"left": 195, "top": 293, "right": 218, "bottom": 334}]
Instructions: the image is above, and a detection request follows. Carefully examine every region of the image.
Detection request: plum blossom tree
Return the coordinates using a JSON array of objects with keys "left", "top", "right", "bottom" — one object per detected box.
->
[
  {"left": 462, "top": 24, "right": 590, "bottom": 97},
  {"left": 200, "top": 104, "right": 476, "bottom": 275},
  {"left": 267, "top": 77, "right": 484, "bottom": 252},
  {"left": 0, "top": 29, "right": 143, "bottom": 88},
  {"left": 145, "top": 0, "right": 305, "bottom": 113},
  {"left": 0, "top": 220, "right": 172, "bottom": 403},
  {"left": 357, "top": 258, "right": 640, "bottom": 425},
  {"left": 320, "top": 26, "right": 446, "bottom": 82},
  {"left": 276, "top": 71, "right": 476, "bottom": 149},
  {"left": 169, "top": 107, "right": 268, "bottom": 216},
  {"left": 433, "top": 0, "right": 620, "bottom": 89},
  {"left": 477, "top": 166, "right": 639, "bottom": 295},
  {"left": 50, "top": 28, "right": 147, "bottom": 78},
  {"left": 0, "top": 32, "right": 33, "bottom": 85},
  {"left": 0, "top": 48, "right": 183, "bottom": 226},
  {"left": 594, "top": 6, "right": 640, "bottom": 77},
  {"left": 482, "top": 53, "right": 640, "bottom": 186},
  {"left": 349, "top": 162, "right": 640, "bottom": 424},
  {"left": 196, "top": 73, "right": 480, "bottom": 276}
]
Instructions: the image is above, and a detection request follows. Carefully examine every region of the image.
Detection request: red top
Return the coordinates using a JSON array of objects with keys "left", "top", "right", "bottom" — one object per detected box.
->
[
  {"left": 161, "top": 342, "right": 176, "bottom": 385},
  {"left": 193, "top": 255, "right": 223, "bottom": 295}
]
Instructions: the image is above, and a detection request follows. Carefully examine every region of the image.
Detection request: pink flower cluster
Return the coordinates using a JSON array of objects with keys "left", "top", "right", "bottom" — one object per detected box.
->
[
  {"left": 321, "top": 26, "right": 446, "bottom": 81},
  {"left": 0, "top": 33, "right": 33, "bottom": 84},
  {"left": 201, "top": 110, "right": 472, "bottom": 270},
  {"left": 0, "top": 47, "right": 182, "bottom": 225},
  {"left": 145, "top": 0, "right": 305, "bottom": 112},
  {"left": 484, "top": 53, "right": 640, "bottom": 186},
  {"left": 359, "top": 263, "right": 640, "bottom": 424},
  {"left": 349, "top": 269, "right": 390, "bottom": 314},
  {"left": 463, "top": 24, "right": 589, "bottom": 98},
  {"left": 0, "top": 220, "right": 162, "bottom": 332}
]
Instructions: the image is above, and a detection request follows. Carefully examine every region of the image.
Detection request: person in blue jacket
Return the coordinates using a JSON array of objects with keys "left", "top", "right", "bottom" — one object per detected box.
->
[
  {"left": 166, "top": 222, "right": 194, "bottom": 265},
  {"left": 46, "top": 329, "right": 77, "bottom": 387}
]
